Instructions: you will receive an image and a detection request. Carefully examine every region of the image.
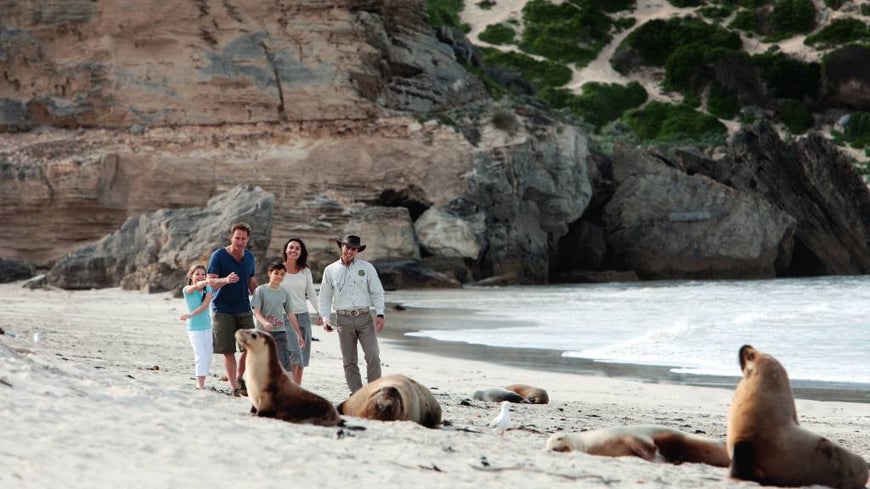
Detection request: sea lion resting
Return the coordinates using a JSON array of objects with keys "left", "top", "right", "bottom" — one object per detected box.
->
[
  {"left": 235, "top": 329, "right": 342, "bottom": 426},
  {"left": 337, "top": 374, "right": 442, "bottom": 428},
  {"left": 547, "top": 425, "right": 730, "bottom": 467},
  {"left": 473, "top": 387, "right": 529, "bottom": 404},
  {"left": 505, "top": 383, "right": 549, "bottom": 404},
  {"left": 728, "top": 345, "right": 868, "bottom": 489}
]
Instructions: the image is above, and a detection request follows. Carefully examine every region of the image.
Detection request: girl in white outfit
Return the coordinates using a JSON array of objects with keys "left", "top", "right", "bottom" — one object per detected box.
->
[{"left": 179, "top": 264, "right": 214, "bottom": 390}]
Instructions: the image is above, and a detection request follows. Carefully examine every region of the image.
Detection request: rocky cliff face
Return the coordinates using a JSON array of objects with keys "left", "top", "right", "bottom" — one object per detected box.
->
[
  {"left": 0, "top": 0, "right": 486, "bottom": 128},
  {"left": 1, "top": 0, "right": 593, "bottom": 285},
  {"left": 2, "top": 1, "right": 869, "bottom": 288}
]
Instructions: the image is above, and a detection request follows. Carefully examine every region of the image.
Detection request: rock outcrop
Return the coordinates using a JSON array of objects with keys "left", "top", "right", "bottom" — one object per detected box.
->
[
  {"left": 0, "top": 258, "right": 34, "bottom": 283},
  {"left": 685, "top": 121, "right": 870, "bottom": 276},
  {"left": 46, "top": 185, "right": 273, "bottom": 291},
  {"left": 602, "top": 145, "right": 795, "bottom": 280}
]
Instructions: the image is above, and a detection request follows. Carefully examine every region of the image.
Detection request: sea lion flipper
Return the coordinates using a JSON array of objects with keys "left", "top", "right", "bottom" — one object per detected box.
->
[
  {"left": 249, "top": 405, "right": 258, "bottom": 415},
  {"left": 623, "top": 436, "right": 658, "bottom": 462},
  {"left": 729, "top": 440, "right": 758, "bottom": 480},
  {"left": 336, "top": 401, "right": 346, "bottom": 415}
]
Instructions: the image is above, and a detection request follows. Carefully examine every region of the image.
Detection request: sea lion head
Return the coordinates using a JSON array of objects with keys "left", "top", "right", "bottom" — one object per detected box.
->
[
  {"left": 738, "top": 344, "right": 756, "bottom": 374},
  {"left": 547, "top": 433, "right": 578, "bottom": 452},
  {"left": 235, "top": 329, "right": 270, "bottom": 351},
  {"left": 373, "top": 386, "right": 404, "bottom": 420},
  {"left": 738, "top": 344, "right": 791, "bottom": 388},
  {"left": 734, "top": 344, "right": 797, "bottom": 426}
]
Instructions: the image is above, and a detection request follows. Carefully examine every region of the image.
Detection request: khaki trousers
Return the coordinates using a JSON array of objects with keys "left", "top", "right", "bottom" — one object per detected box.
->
[{"left": 336, "top": 312, "right": 381, "bottom": 393}]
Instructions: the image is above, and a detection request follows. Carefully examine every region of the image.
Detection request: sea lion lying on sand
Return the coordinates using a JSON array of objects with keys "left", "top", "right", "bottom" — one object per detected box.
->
[
  {"left": 547, "top": 425, "right": 730, "bottom": 467},
  {"left": 728, "top": 345, "right": 869, "bottom": 489},
  {"left": 337, "top": 374, "right": 442, "bottom": 428},
  {"left": 473, "top": 387, "right": 529, "bottom": 404},
  {"left": 505, "top": 383, "right": 549, "bottom": 404},
  {"left": 235, "top": 329, "right": 341, "bottom": 426}
]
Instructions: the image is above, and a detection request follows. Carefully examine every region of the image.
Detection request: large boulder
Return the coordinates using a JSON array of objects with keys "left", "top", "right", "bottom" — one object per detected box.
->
[
  {"left": 686, "top": 121, "right": 870, "bottom": 276},
  {"left": 603, "top": 145, "right": 796, "bottom": 280},
  {"left": 342, "top": 206, "right": 420, "bottom": 262},
  {"left": 414, "top": 208, "right": 484, "bottom": 260},
  {"left": 0, "top": 257, "right": 34, "bottom": 283},
  {"left": 46, "top": 185, "right": 274, "bottom": 292},
  {"left": 372, "top": 259, "right": 461, "bottom": 289},
  {"left": 466, "top": 108, "right": 594, "bottom": 283}
]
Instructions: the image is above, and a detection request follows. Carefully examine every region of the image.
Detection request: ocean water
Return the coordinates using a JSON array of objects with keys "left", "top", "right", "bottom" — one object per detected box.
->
[{"left": 392, "top": 276, "right": 870, "bottom": 386}]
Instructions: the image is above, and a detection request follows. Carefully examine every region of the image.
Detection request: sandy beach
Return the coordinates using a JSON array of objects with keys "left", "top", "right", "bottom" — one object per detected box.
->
[{"left": 1, "top": 282, "right": 869, "bottom": 488}]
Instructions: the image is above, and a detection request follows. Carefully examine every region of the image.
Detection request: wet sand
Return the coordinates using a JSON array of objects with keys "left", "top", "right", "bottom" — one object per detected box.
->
[{"left": 382, "top": 305, "right": 870, "bottom": 404}]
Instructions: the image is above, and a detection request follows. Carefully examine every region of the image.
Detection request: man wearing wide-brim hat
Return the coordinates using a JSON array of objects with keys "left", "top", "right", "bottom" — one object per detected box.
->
[{"left": 319, "top": 234, "right": 386, "bottom": 393}]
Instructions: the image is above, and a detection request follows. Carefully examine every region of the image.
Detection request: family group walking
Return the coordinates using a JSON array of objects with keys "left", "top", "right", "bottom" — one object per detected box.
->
[{"left": 179, "top": 222, "right": 386, "bottom": 396}]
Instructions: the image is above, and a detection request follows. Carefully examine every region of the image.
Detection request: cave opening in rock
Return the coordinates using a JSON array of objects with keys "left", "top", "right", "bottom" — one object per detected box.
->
[{"left": 367, "top": 187, "right": 431, "bottom": 221}]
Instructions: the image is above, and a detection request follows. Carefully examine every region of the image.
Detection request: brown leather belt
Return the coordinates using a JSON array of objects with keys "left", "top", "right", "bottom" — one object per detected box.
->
[{"left": 336, "top": 308, "right": 369, "bottom": 317}]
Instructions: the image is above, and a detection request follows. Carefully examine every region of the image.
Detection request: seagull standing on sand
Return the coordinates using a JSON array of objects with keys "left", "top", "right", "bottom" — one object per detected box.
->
[{"left": 489, "top": 401, "right": 512, "bottom": 436}]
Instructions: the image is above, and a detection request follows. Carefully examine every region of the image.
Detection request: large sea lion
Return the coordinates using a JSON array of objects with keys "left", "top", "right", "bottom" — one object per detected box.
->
[
  {"left": 505, "top": 383, "right": 549, "bottom": 404},
  {"left": 727, "top": 345, "right": 869, "bottom": 489},
  {"left": 336, "top": 374, "right": 442, "bottom": 428},
  {"left": 473, "top": 387, "right": 529, "bottom": 404},
  {"left": 235, "top": 329, "right": 342, "bottom": 426},
  {"left": 547, "top": 425, "right": 730, "bottom": 467}
]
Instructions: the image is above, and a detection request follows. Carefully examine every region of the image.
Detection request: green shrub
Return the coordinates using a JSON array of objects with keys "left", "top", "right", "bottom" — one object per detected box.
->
[
  {"left": 707, "top": 82, "right": 739, "bottom": 120},
  {"left": 464, "top": 65, "right": 506, "bottom": 99},
  {"left": 771, "top": 0, "right": 816, "bottom": 35},
  {"left": 615, "top": 17, "right": 741, "bottom": 71},
  {"left": 777, "top": 99, "right": 813, "bottom": 133},
  {"left": 663, "top": 45, "right": 743, "bottom": 97},
  {"left": 668, "top": 0, "right": 702, "bottom": 6},
  {"left": 477, "top": 0, "right": 496, "bottom": 9},
  {"left": 699, "top": 5, "right": 736, "bottom": 19},
  {"left": 663, "top": 44, "right": 709, "bottom": 92},
  {"left": 824, "top": 0, "right": 846, "bottom": 9},
  {"left": 520, "top": 0, "right": 613, "bottom": 66},
  {"left": 752, "top": 52, "right": 820, "bottom": 101},
  {"left": 844, "top": 112, "right": 870, "bottom": 149},
  {"left": 862, "top": 4, "right": 870, "bottom": 16},
  {"left": 540, "top": 82, "right": 648, "bottom": 130},
  {"left": 622, "top": 101, "right": 728, "bottom": 143},
  {"left": 481, "top": 48, "right": 573, "bottom": 91},
  {"left": 426, "top": 0, "right": 470, "bottom": 32},
  {"left": 613, "top": 17, "right": 637, "bottom": 31},
  {"left": 585, "top": 0, "right": 636, "bottom": 13},
  {"left": 729, "top": 9, "right": 761, "bottom": 32},
  {"left": 804, "top": 18, "right": 869, "bottom": 49},
  {"left": 491, "top": 110, "right": 518, "bottom": 132},
  {"left": 478, "top": 23, "right": 517, "bottom": 45}
]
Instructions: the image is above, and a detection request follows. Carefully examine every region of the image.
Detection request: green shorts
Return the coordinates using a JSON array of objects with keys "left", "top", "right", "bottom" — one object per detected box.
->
[{"left": 212, "top": 311, "right": 255, "bottom": 354}]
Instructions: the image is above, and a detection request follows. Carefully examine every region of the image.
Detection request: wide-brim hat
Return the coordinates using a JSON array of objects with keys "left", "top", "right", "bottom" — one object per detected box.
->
[{"left": 336, "top": 234, "right": 366, "bottom": 252}]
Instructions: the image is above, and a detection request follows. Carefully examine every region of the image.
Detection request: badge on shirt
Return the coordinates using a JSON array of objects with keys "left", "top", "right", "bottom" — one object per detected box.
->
[{"left": 358, "top": 270, "right": 365, "bottom": 277}]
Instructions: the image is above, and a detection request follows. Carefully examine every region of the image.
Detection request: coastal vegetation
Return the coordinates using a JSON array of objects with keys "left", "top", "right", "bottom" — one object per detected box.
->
[
  {"left": 519, "top": 0, "right": 614, "bottom": 66},
  {"left": 540, "top": 82, "right": 648, "bottom": 130},
  {"left": 478, "top": 22, "right": 516, "bottom": 45},
  {"left": 424, "top": 0, "right": 869, "bottom": 158}
]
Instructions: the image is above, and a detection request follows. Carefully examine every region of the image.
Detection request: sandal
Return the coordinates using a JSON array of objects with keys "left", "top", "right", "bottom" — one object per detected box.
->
[
  {"left": 231, "top": 388, "right": 241, "bottom": 397},
  {"left": 237, "top": 378, "right": 248, "bottom": 397}
]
